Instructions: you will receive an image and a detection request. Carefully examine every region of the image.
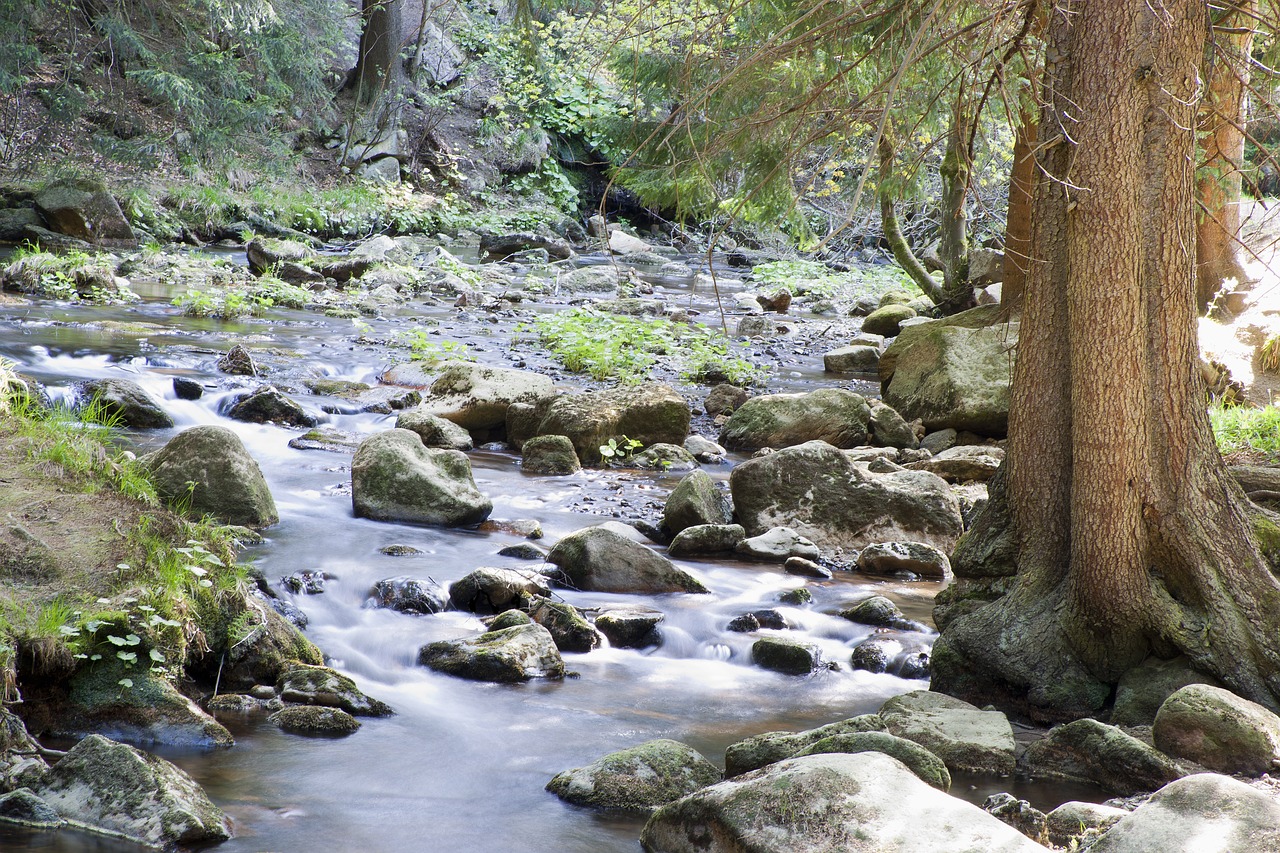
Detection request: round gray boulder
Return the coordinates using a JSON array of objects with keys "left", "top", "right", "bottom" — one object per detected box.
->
[
  {"left": 662, "top": 470, "right": 732, "bottom": 536},
  {"left": 547, "top": 526, "right": 708, "bottom": 594},
  {"left": 144, "top": 425, "right": 278, "bottom": 528},
  {"left": 78, "top": 378, "right": 172, "bottom": 428},
  {"left": 351, "top": 429, "right": 492, "bottom": 527},
  {"left": 719, "top": 389, "right": 871, "bottom": 451},
  {"left": 547, "top": 739, "right": 721, "bottom": 813},
  {"left": 521, "top": 434, "right": 582, "bottom": 474},
  {"left": 418, "top": 622, "right": 565, "bottom": 682},
  {"left": 1153, "top": 683, "right": 1280, "bottom": 776}
]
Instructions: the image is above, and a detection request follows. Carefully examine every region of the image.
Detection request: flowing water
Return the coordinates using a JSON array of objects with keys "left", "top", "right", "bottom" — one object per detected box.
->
[{"left": 0, "top": 244, "right": 1103, "bottom": 852}]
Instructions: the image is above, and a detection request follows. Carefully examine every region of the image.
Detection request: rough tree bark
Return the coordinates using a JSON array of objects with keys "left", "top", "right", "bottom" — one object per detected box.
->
[
  {"left": 878, "top": 132, "right": 945, "bottom": 305},
  {"left": 937, "top": 104, "right": 975, "bottom": 314},
  {"left": 931, "top": 0, "right": 1280, "bottom": 721},
  {"left": 351, "top": 0, "right": 407, "bottom": 103},
  {"left": 999, "top": 108, "right": 1035, "bottom": 312},
  {"left": 1195, "top": 0, "right": 1253, "bottom": 310}
]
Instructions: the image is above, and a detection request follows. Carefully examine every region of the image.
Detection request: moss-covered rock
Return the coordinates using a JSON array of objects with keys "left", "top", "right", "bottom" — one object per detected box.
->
[
  {"left": 351, "top": 428, "right": 492, "bottom": 527},
  {"left": 547, "top": 739, "right": 721, "bottom": 813},
  {"left": 1111, "top": 656, "right": 1221, "bottom": 727},
  {"left": 879, "top": 690, "right": 1016, "bottom": 775},
  {"left": 408, "top": 361, "right": 556, "bottom": 431},
  {"left": 1153, "top": 684, "right": 1280, "bottom": 776},
  {"left": 395, "top": 408, "right": 475, "bottom": 450},
  {"left": 881, "top": 312, "right": 1015, "bottom": 437},
  {"left": 449, "top": 567, "right": 549, "bottom": 614},
  {"left": 35, "top": 178, "right": 136, "bottom": 249},
  {"left": 793, "top": 731, "right": 951, "bottom": 791},
  {"left": 1019, "top": 718, "right": 1182, "bottom": 796},
  {"left": 521, "top": 434, "right": 582, "bottom": 474},
  {"left": 861, "top": 303, "right": 917, "bottom": 337},
  {"left": 33, "top": 734, "right": 231, "bottom": 847},
  {"left": 144, "top": 425, "right": 278, "bottom": 528},
  {"left": 631, "top": 443, "right": 697, "bottom": 471},
  {"left": 750, "top": 637, "right": 821, "bottom": 675},
  {"left": 224, "top": 385, "right": 319, "bottom": 427},
  {"left": 662, "top": 470, "right": 733, "bottom": 536},
  {"left": 269, "top": 705, "right": 361, "bottom": 736},
  {"left": 667, "top": 524, "right": 746, "bottom": 558},
  {"left": 719, "top": 389, "right": 871, "bottom": 451},
  {"left": 418, "top": 623, "right": 565, "bottom": 682},
  {"left": 730, "top": 441, "right": 963, "bottom": 552},
  {"left": 77, "top": 378, "right": 173, "bottom": 429},
  {"left": 277, "top": 665, "right": 393, "bottom": 717},
  {"left": 640, "top": 752, "right": 1047, "bottom": 853},
  {"left": 724, "top": 715, "right": 886, "bottom": 776},
  {"left": 535, "top": 383, "right": 691, "bottom": 464},
  {"left": 547, "top": 526, "right": 708, "bottom": 594},
  {"left": 27, "top": 659, "right": 234, "bottom": 749},
  {"left": 0, "top": 788, "right": 63, "bottom": 829},
  {"left": 526, "top": 596, "right": 600, "bottom": 653}
]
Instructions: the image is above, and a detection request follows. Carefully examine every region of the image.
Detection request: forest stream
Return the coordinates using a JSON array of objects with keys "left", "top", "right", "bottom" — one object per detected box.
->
[{"left": 0, "top": 241, "right": 1102, "bottom": 852}]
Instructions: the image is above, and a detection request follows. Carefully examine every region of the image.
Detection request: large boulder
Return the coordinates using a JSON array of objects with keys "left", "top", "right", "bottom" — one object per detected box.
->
[
  {"left": 521, "top": 434, "right": 582, "bottom": 474},
  {"left": 668, "top": 524, "right": 745, "bottom": 558},
  {"left": 418, "top": 622, "right": 565, "bottom": 682},
  {"left": 1152, "top": 684, "right": 1280, "bottom": 775},
  {"left": 1086, "top": 773, "right": 1280, "bottom": 853},
  {"left": 449, "top": 567, "right": 550, "bottom": 613},
  {"left": 27, "top": 661, "right": 232, "bottom": 749},
  {"left": 368, "top": 576, "right": 449, "bottom": 615},
  {"left": 640, "top": 752, "right": 1049, "bottom": 853},
  {"left": 879, "top": 691, "right": 1016, "bottom": 775},
  {"left": 547, "top": 526, "right": 708, "bottom": 594},
  {"left": 276, "top": 664, "right": 393, "bottom": 716},
  {"left": 729, "top": 441, "right": 963, "bottom": 552},
  {"left": 269, "top": 705, "right": 361, "bottom": 737},
  {"left": 351, "top": 429, "right": 492, "bottom": 526},
  {"left": 34, "top": 178, "right": 137, "bottom": 248},
  {"left": 225, "top": 385, "right": 318, "bottom": 427},
  {"left": 32, "top": 734, "right": 231, "bottom": 847},
  {"left": 535, "top": 383, "right": 691, "bottom": 463},
  {"left": 662, "top": 470, "right": 733, "bottom": 535},
  {"left": 724, "top": 715, "right": 886, "bottom": 777},
  {"left": 246, "top": 236, "right": 316, "bottom": 273},
  {"left": 546, "top": 739, "right": 721, "bottom": 813},
  {"left": 880, "top": 305, "right": 1014, "bottom": 436},
  {"left": 1018, "top": 718, "right": 1182, "bottom": 796},
  {"left": 480, "top": 232, "right": 572, "bottom": 261},
  {"left": 1111, "top": 656, "right": 1221, "bottom": 727},
  {"left": 394, "top": 409, "right": 474, "bottom": 450},
  {"left": 594, "top": 605, "right": 664, "bottom": 648},
  {"left": 526, "top": 596, "right": 601, "bottom": 652},
  {"left": 77, "top": 378, "right": 172, "bottom": 428},
  {"left": 718, "top": 389, "right": 871, "bottom": 451},
  {"left": 144, "top": 425, "right": 278, "bottom": 527},
  {"left": 407, "top": 361, "right": 556, "bottom": 432}
]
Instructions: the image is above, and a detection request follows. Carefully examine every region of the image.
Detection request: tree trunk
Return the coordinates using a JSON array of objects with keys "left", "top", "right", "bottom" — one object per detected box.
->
[
  {"left": 931, "top": 0, "right": 1280, "bottom": 722},
  {"left": 878, "top": 133, "right": 945, "bottom": 305},
  {"left": 937, "top": 104, "right": 974, "bottom": 314},
  {"left": 1195, "top": 1, "right": 1253, "bottom": 311},
  {"left": 352, "top": 0, "right": 406, "bottom": 103},
  {"left": 1000, "top": 108, "right": 1036, "bottom": 312}
]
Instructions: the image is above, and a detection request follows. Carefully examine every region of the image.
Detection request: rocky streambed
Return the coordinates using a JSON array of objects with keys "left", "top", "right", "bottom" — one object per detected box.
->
[{"left": 0, "top": 226, "right": 1272, "bottom": 853}]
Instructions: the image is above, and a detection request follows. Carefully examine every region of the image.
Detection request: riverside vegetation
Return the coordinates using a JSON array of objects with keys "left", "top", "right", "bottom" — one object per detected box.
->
[{"left": 5, "top": 0, "right": 1280, "bottom": 851}]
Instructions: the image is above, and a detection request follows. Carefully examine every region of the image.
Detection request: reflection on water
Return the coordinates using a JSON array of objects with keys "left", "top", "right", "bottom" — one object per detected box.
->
[{"left": 0, "top": 242, "right": 1086, "bottom": 852}]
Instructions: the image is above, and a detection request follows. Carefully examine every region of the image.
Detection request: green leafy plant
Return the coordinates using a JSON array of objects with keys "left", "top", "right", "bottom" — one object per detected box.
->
[
  {"left": 1259, "top": 335, "right": 1280, "bottom": 374},
  {"left": 599, "top": 435, "right": 643, "bottom": 463},
  {"left": 526, "top": 307, "right": 765, "bottom": 385}
]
